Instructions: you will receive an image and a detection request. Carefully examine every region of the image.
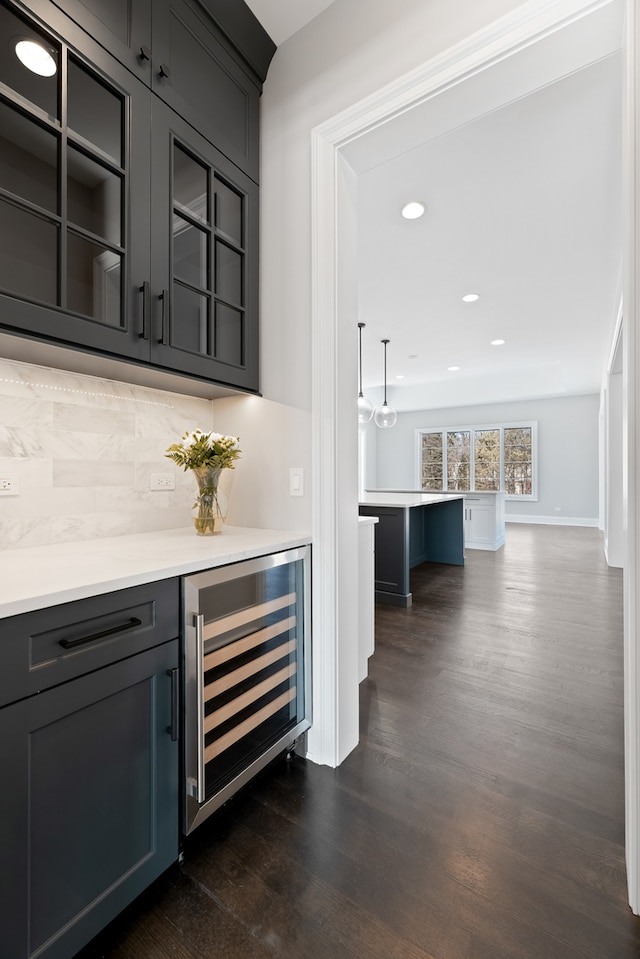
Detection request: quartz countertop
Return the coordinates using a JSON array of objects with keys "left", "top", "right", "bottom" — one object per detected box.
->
[
  {"left": 0, "top": 526, "right": 311, "bottom": 619},
  {"left": 359, "top": 492, "right": 463, "bottom": 509},
  {"left": 367, "top": 488, "right": 504, "bottom": 497},
  {"left": 358, "top": 515, "right": 379, "bottom": 525}
]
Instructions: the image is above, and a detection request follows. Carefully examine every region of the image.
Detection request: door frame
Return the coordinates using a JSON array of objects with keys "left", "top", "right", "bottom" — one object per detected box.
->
[{"left": 309, "top": 0, "right": 639, "bottom": 909}]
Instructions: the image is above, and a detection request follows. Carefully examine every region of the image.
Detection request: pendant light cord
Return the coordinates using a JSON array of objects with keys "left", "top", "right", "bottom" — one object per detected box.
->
[{"left": 382, "top": 338, "right": 389, "bottom": 405}]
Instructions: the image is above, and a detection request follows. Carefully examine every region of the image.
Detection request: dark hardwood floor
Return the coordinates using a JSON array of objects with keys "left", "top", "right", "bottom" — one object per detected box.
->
[{"left": 77, "top": 523, "right": 639, "bottom": 959}]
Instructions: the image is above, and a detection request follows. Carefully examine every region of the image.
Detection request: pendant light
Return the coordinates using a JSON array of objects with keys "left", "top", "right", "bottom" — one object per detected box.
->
[
  {"left": 374, "top": 339, "right": 397, "bottom": 429},
  {"left": 357, "top": 322, "right": 374, "bottom": 424}
]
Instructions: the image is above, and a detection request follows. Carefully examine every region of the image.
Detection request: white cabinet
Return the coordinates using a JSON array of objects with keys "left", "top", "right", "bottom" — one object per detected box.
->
[
  {"left": 358, "top": 516, "right": 378, "bottom": 681},
  {"left": 464, "top": 492, "right": 505, "bottom": 551}
]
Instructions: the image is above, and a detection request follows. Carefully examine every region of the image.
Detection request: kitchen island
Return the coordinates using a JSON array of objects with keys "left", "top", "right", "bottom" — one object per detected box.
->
[{"left": 359, "top": 492, "right": 464, "bottom": 607}]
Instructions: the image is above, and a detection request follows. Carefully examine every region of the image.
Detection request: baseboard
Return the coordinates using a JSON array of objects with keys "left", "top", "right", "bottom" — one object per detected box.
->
[{"left": 506, "top": 515, "right": 599, "bottom": 528}]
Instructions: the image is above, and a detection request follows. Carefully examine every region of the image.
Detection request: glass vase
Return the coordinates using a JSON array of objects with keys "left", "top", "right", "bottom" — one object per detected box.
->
[{"left": 191, "top": 466, "right": 228, "bottom": 535}]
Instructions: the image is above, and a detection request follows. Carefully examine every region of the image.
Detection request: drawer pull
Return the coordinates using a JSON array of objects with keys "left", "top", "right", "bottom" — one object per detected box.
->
[{"left": 58, "top": 617, "right": 142, "bottom": 650}]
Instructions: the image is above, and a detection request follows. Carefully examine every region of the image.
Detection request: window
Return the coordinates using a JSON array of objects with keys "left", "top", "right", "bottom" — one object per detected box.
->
[{"left": 417, "top": 422, "right": 536, "bottom": 499}]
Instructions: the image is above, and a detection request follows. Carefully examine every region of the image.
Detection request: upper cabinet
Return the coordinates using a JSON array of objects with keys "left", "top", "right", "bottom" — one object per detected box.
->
[
  {"left": 0, "top": 2, "right": 151, "bottom": 363},
  {"left": 150, "top": 100, "right": 259, "bottom": 390},
  {"left": 46, "top": 0, "right": 273, "bottom": 181},
  {"left": 0, "top": 0, "right": 274, "bottom": 393}
]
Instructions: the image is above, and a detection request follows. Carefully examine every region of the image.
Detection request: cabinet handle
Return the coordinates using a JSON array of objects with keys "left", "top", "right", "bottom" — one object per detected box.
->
[
  {"left": 139, "top": 280, "right": 150, "bottom": 339},
  {"left": 159, "top": 289, "right": 169, "bottom": 345},
  {"left": 168, "top": 667, "right": 179, "bottom": 742},
  {"left": 58, "top": 616, "right": 142, "bottom": 650},
  {"left": 194, "top": 613, "right": 206, "bottom": 804},
  {"left": 158, "top": 63, "right": 170, "bottom": 79},
  {"left": 138, "top": 44, "right": 151, "bottom": 62}
]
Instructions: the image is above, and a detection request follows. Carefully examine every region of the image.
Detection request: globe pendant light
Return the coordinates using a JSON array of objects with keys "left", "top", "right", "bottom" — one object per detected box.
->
[
  {"left": 374, "top": 338, "right": 397, "bottom": 429},
  {"left": 357, "top": 322, "right": 374, "bottom": 424}
]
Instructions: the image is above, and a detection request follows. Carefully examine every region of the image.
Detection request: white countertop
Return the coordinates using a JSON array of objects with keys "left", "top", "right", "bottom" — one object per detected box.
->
[
  {"left": 359, "top": 492, "right": 463, "bottom": 509},
  {"left": 367, "top": 488, "right": 504, "bottom": 498},
  {"left": 358, "top": 515, "right": 379, "bottom": 525},
  {"left": 0, "top": 526, "right": 311, "bottom": 619}
]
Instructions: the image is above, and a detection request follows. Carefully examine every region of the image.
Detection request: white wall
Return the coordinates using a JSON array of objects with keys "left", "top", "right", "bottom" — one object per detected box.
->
[
  {"left": 372, "top": 393, "right": 600, "bottom": 524},
  {"left": 606, "top": 372, "right": 624, "bottom": 562},
  {"left": 209, "top": 394, "right": 311, "bottom": 532},
  {"left": 259, "top": 0, "right": 584, "bottom": 769},
  {"left": 259, "top": 0, "right": 524, "bottom": 415}
]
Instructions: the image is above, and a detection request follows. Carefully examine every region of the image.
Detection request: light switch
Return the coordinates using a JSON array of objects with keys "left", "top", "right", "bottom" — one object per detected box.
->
[{"left": 289, "top": 467, "right": 304, "bottom": 496}]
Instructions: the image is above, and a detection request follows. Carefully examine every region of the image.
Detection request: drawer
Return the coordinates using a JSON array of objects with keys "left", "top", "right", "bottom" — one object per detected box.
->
[{"left": 0, "top": 579, "right": 179, "bottom": 708}]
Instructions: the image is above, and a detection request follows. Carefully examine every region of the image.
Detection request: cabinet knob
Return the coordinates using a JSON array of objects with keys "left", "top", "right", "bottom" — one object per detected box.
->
[
  {"left": 158, "top": 63, "right": 170, "bottom": 80},
  {"left": 138, "top": 44, "right": 151, "bottom": 62}
]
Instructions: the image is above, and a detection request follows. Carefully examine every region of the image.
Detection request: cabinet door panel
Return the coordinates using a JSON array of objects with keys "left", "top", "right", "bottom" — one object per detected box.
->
[
  {"left": 150, "top": 101, "right": 258, "bottom": 392},
  {"left": 0, "top": 1, "right": 151, "bottom": 362},
  {"left": 49, "top": 0, "right": 152, "bottom": 81},
  {"left": 152, "top": 0, "right": 260, "bottom": 180},
  {"left": 0, "top": 639, "right": 179, "bottom": 959}
]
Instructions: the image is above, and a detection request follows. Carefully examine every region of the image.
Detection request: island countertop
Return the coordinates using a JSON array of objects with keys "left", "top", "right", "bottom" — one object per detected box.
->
[
  {"left": 0, "top": 526, "right": 311, "bottom": 619},
  {"left": 359, "top": 491, "right": 464, "bottom": 509}
]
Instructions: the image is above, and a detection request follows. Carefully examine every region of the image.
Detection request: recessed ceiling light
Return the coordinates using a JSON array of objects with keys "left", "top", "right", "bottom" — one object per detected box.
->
[
  {"left": 15, "top": 39, "right": 57, "bottom": 76},
  {"left": 448, "top": 366, "right": 460, "bottom": 371},
  {"left": 462, "top": 293, "right": 479, "bottom": 303},
  {"left": 491, "top": 339, "right": 505, "bottom": 346},
  {"left": 401, "top": 201, "right": 425, "bottom": 220},
  {"left": 395, "top": 374, "right": 404, "bottom": 380}
]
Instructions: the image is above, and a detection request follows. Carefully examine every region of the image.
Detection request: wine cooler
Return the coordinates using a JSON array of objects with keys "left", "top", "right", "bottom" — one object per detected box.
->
[{"left": 182, "top": 545, "right": 311, "bottom": 834}]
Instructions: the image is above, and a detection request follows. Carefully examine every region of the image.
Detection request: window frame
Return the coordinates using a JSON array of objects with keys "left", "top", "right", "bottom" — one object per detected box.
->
[{"left": 414, "top": 421, "right": 538, "bottom": 501}]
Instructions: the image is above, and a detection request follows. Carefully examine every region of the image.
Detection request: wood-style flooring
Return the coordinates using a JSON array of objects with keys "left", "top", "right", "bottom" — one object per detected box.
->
[{"left": 77, "top": 523, "right": 639, "bottom": 959}]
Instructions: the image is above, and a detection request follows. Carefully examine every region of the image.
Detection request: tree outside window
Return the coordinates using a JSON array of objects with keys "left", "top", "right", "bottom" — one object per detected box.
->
[{"left": 418, "top": 422, "right": 535, "bottom": 499}]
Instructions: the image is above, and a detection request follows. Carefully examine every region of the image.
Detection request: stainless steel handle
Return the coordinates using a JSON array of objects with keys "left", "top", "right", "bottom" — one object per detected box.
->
[
  {"left": 168, "top": 667, "right": 179, "bottom": 742},
  {"left": 194, "top": 613, "right": 206, "bottom": 804}
]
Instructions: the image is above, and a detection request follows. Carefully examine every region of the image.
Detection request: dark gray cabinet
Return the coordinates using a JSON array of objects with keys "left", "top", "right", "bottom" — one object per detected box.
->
[
  {"left": 150, "top": 100, "right": 259, "bottom": 390},
  {"left": 0, "top": 1, "right": 151, "bottom": 363},
  {"left": 0, "top": 581, "right": 180, "bottom": 959},
  {"left": 0, "top": 0, "right": 272, "bottom": 392},
  {"left": 48, "top": 0, "right": 271, "bottom": 181}
]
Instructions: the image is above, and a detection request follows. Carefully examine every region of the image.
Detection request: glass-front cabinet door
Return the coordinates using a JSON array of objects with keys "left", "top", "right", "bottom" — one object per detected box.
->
[
  {"left": 150, "top": 101, "right": 259, "bottom": 392},
  {"left": 0, "top": 0, "right": 150, "bottom": 360}
]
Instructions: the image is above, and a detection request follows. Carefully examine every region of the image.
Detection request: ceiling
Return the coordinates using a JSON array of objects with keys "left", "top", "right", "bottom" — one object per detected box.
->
[
  {"left": 246, "top": 0, "right": 624, "bottom": 412},
  {"left": 243, "top": 0, "right": 337, "bottom": 46}
]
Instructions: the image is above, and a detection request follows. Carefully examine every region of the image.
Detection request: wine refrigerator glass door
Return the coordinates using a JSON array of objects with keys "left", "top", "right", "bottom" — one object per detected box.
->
[{"left": 183, "top": 545, "right": 311, "bottom": 834}]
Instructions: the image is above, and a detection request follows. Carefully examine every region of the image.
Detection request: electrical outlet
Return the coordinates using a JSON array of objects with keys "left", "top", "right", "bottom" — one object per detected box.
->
[
  {"left": 150, "top": 472, "right": 175, "bottom": 491},
  {"left": 0, "top": 474, "right": 20, "bottom": 496}
]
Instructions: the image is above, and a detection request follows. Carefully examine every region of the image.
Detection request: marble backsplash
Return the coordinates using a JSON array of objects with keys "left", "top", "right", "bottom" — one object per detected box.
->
[{"left": 0, "top": 357, "right": 216, "bottom": 550}]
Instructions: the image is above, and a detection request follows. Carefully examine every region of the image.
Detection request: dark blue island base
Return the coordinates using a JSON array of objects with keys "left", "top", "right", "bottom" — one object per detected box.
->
[{"left": 359, "top": 495, "right": 464, "bottom": 607}]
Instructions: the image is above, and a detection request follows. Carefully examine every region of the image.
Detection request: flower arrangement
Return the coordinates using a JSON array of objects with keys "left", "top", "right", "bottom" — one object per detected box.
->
[
  {"left": 165, "top": 430, "right": 241, "bottom": 534},
  {"left": 165, "top": 429, "right": 241, "bottom": 471}
]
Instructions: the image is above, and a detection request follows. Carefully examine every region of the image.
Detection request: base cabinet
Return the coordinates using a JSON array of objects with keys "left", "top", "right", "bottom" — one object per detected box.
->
[
  {"left": 463, "top": 492, "right": 506, "bottom": 551},
  {"left": 0, "top": 582, "right": 180, "bottom": 959}
]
